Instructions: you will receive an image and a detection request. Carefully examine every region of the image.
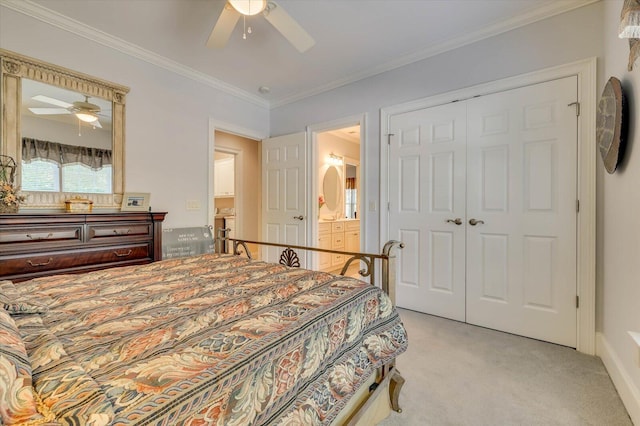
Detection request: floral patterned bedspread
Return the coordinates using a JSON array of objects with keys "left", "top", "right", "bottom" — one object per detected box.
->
[{"left": 13, "top": 254, "right": 408, "bottom": 425}]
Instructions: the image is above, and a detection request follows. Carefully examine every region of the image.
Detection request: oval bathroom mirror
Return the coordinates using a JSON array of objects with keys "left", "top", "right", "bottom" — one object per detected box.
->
[{"left": 323, "top": 165, "right": 342, "bottom": 211}]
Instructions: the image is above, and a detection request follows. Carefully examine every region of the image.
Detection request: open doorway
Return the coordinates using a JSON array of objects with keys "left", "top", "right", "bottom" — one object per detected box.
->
[
  {"left": 212, "top": 130, "right": 262, "bottom": 254},
  {"left": 316, "top": 125, "right": 361, "bottom": 276},
  {"left": 213, "top": 150, "right": 236, "bottom": 252}
]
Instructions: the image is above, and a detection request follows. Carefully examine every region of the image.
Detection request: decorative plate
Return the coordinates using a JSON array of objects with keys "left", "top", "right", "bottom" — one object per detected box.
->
[{"left": 596, "top": 77, "right": 627, "bottom": 174}]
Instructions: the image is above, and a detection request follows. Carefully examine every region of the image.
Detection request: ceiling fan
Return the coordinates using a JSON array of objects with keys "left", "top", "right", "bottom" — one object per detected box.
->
[
  {"left": 29, "top": 95, "right": 103, "bottom": 128},
  {"left": 207, "top": 0, "right": 315, "bottom": 53}
]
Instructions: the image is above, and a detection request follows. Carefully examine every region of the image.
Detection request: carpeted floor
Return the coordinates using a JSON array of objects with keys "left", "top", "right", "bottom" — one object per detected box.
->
[{"left": 379, "top": 309, "right": 633, "bottom": 426}]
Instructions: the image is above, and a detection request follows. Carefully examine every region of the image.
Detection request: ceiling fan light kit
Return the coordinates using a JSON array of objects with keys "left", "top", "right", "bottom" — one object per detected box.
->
[
  {"left": 29, "top": 94, "right": 103, "bottom": 127},
  {"left": 207, "top": 0, "right": 315, "bottom": 53},
  {"left": 75, "top": 111, "right": 98, "bottom": 123},
  {"left": 229, "top": 0, "right": 266, "bottom": 16}
]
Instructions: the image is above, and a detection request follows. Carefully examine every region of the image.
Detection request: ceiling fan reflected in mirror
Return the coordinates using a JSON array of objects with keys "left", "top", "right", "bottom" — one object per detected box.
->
[
  {"left": 207, "top": 0, "right": 315, "bottom": 53},
  {"left": 29, "top": 95, "right": 104, "bottom": 128}
]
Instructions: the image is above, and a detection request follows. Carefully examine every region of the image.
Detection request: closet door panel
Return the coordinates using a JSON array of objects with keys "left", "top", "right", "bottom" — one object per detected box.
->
[
  {"left": 466, "top": 76, "right": 578, "bottom": 347},
  {"left": 389, "top": 103, "right": 467, "bottom": 321}
]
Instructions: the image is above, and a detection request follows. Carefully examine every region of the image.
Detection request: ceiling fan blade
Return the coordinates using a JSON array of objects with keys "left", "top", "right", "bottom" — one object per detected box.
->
[
  {"left": 206, "top": 2, "right": 241, "bottom": 48},
  {"left": 263, "top": 1, "right": 315, "bottom": 53},
  {"left": 28, "top": 108, "right": 71, "bottom": 115},
  {"left": 32, "top": 95, "right": 73, "bottom": 108}
]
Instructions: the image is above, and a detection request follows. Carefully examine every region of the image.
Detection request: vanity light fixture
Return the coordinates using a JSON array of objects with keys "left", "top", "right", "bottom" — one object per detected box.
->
[
  {"left": 327, "top": 153, "right": 343, "bottom": 166},
  {"left": 619, "top": 0, "right": 640, "bottom": 38}
]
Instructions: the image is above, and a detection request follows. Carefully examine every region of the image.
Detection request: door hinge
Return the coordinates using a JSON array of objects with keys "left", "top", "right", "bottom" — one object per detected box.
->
[
  {"left": 387, "top": 133, "right": 394, "bottom": 145},
  {"left": 387, "top": 202, "right": 391, "bottom": 212},
  {"left": 568, "top": 101, "right": 580, "bottom": 116},
  {"left": 576, "top": 295, "right": 580, "bottom": 308},
  {"left": 576, "top": 199, "right": 580, "bottom": 213}
]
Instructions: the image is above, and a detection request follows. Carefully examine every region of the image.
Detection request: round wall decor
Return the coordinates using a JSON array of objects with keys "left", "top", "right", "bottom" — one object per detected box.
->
[{"left": 596, "top": 77, "right": 627, "bottom": 174}]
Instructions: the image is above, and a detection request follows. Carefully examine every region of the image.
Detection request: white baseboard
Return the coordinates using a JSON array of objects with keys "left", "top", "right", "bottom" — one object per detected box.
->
[{"left": 596, "top": 332, "right": 640, "bottom": 425}]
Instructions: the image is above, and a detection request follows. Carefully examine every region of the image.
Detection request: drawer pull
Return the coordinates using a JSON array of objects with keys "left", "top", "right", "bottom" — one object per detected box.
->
[
  {"left": 113, "top": 229, "right": 132, "bottom": 235},
  {"left": 26, "top": 233, "right": 53, "bottom": 240},
  {"left": 27, "top": 258, "right": 53, "bottom": 267},
  {"left": 113, "top": 250, "right": 133, "bottom": 257}
]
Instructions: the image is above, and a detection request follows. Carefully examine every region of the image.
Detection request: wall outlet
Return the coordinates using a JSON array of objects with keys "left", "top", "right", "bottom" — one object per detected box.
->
[{"left": 186, "top": 200, "right": 201, "bottom": 211}]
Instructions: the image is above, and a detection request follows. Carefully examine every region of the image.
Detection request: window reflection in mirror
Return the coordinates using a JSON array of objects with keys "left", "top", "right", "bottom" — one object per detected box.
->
[
  {"left": 20, "top": 79, "right": 113, "bottom": 194},
  {"left": 345, "top": 163, "right": 357, "bottom": 219}
]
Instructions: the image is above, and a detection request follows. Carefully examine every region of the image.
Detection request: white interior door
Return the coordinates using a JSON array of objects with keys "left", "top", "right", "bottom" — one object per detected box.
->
[
  {"left": 465, "top": 77, "right": 578, "bottom": 347},
  {"left": 388, "top": 102, "right": 467, "bottom": 321},
  {"left": 262, "top": 132, "right": 307, "bottom": 265},
  {"left": 388, "top": 76, "right": 578, "bottom": 347}
]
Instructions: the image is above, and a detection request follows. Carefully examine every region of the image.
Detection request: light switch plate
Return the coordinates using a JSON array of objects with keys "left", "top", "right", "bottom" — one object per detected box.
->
[{"left": 186, "top": 200, "right": 201, "bottom": 210}]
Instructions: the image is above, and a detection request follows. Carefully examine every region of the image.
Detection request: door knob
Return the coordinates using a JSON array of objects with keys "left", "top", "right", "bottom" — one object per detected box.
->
[
  {"left": 446, "top": 218, "right": 463, "bottom": 225},
  {"left": 293, "top": 215, "right": 304, "bottom": 221},
  {"left": 469, "top": 218, "right": 485, "bottom": 226}
]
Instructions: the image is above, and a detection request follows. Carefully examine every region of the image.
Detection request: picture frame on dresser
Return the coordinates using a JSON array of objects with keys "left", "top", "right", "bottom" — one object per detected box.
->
[{"left": 121, "top": 192, "right": 150, "bottom": 212}]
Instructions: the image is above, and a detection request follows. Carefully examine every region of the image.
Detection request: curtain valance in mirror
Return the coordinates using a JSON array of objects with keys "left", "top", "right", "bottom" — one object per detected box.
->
[{"left": 22, "top": 138, "right": 112, "bottom": 170}]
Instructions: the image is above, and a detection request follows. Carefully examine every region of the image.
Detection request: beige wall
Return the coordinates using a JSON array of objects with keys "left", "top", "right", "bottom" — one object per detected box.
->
[
  {"left": 599, "top": 1, "right": 640, "bottom": 422},
  {"left": 214, "top": 131, "right": 261, "bottom": 240}
]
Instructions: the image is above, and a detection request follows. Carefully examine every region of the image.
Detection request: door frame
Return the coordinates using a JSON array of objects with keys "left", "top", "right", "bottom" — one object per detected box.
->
[
  {"left": 380, "top": 58, "right": 597, "bottom": 355},
  {"left": 307, "top": 113, "right": 368, "bottom": 268},
  {"left": 208, "top": 119, "right": 267, "bottom": 240}
]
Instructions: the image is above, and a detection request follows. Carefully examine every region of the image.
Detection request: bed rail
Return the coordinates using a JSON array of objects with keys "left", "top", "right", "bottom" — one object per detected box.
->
[
  {"left": 216, "top": 228, "right": 406, "bottom": 419},
  {"left": 215, "top": 228, "right": 404, "bottom": 305}
]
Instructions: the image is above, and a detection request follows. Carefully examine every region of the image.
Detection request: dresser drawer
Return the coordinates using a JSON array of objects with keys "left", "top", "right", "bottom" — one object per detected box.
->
[
  {"left": 345, "top": 220, "right": 360, "bottom": 231},
  {"left": 318, "top": 222, "right": 332, "bottom": 235},
  {"left": 87, "top": 223, "right": 152, "bottom": 241},
  {"left": 332, "top": 232, "right": 345, "bottom": 249},
  {"left": 1, "top": 243, "right": 151, "bottom": 277},
  {"left": 0, "top": 225, "right": 82, "bottom": 246},
  {"left": 332, "top": 253, "right": 346, "bottom": 267},
  {"left": 331, "top": 222, "right": 345, "bottom": 233}
]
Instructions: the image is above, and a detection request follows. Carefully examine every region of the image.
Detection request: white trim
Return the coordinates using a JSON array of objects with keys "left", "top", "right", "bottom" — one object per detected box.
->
[
  {"left": 270, "top": 0, "right": 599, "bottom": 108},
  {"left": 307, "top": 113, "right": 367, "bottom": 268},
  {"left": 1, "top": 0, "right": 597, "bottom": 109},
  {"left": 0, "top": 0, "right": 268, "bottom": 108},
  {"left": 597, "top": 332, "right": 640, "bottom": 424},
  {"left": 380, "top": 57, "right": 597, "bottom": 354}
]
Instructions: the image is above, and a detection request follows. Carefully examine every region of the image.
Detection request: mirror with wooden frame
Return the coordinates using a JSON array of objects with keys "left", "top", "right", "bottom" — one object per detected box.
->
[{"left": 0, "top": 49, "right": 129, "bottom": 209}]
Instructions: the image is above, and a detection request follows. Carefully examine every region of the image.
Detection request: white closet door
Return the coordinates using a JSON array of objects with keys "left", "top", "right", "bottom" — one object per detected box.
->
[
  {"left": 389, "top": 102, "right": 467, "bottom": 321},
  {"left": 262, "top": 132, "right": 307, "bottom": 266},
  {"left": 465, "top": 76, "right": 578, "bottom": 347}
]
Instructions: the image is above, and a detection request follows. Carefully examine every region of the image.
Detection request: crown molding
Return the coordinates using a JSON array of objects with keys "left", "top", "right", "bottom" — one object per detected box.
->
[
  {"left": 0, "top": 0, "right": 269, "bottom": 109},
  {"left": 1, "top": 0, "right": 599, "bottom": 110},
  {"left": 270, "top": 0, "right": 601, "bottom": 108}
]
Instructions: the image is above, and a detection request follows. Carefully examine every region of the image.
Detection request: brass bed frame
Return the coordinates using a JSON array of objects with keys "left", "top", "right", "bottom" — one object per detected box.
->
[{"left": 215, "top": 229, "right": 406, "bottom": 424}]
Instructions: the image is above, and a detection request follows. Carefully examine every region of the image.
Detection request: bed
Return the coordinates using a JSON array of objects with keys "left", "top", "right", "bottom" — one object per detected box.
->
[{"left": 0, "top": 239, "right": 407, "bottom": 425}]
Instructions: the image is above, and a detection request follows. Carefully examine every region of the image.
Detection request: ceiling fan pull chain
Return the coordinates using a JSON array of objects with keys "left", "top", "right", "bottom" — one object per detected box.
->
[{"left": 243, "top": 15, "right": 247, "bottom": 39}]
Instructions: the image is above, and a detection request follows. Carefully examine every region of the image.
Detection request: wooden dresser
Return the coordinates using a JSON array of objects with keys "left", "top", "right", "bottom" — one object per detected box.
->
[{"left": 0, "top": 212, "right": 167, "bottom": 282}]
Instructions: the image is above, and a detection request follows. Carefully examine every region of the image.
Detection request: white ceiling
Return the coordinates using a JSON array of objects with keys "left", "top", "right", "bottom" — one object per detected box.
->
[{"left": 9, "top": 0, "right": 595, "bottom": 107}]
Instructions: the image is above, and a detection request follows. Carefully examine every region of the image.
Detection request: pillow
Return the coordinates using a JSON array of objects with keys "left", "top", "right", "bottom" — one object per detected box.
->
[
  {"left": 0, "top": 281, "right": 49, "bottom": 314},
  {"left": 0, "top": 308, "right": 53, "bottom": 425},
  {"left": 16, "top": 314, "right": 115, "bottom": 426}
]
